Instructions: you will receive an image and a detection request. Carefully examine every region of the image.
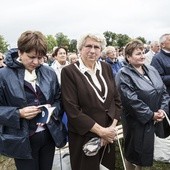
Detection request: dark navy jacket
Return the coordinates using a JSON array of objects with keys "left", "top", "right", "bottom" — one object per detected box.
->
[
  {"left": 151, "top": 49, "right": 170, "bottom": 95},
  {"left": 116, "top": 64, "right": 170, "bottom": 166},
  {"left": 0, "top": 48, "right": 62, "bottom": 159}
]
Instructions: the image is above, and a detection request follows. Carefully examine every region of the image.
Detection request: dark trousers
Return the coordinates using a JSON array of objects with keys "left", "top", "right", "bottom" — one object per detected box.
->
[{"left": 14, "top": 129, "right": 55, "bottom": 170}]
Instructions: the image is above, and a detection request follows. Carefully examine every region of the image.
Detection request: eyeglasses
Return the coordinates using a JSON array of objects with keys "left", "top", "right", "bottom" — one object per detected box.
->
[{"left": 84, "top": 45, "right": 101, "bottom": 50}]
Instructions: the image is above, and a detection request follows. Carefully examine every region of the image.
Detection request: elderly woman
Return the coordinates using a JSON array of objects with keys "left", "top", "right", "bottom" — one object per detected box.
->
[
  {"left": 0, "top": 31, "right": 63, "bottom": 170},
  {"left": 61, "top": 33, "right": 122, "bottom": 170},
  {"left": 104, "top": 46, "right": 123, "bottom": 75},
  {"left": 115, "top": 39, "right": 170, "bottom": 170}
]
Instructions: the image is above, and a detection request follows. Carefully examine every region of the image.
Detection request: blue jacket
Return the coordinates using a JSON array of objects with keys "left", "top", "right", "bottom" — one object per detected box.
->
[{"left": 105, "top": 58, "right": 123, "bottom": 76}]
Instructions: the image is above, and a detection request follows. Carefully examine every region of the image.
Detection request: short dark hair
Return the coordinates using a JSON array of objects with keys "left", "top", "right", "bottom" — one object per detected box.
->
[
  {"left": 124, "top": 39, "right": 144, "bottom": 62},
  {"left": 52, "top": 47, "right": 68, "bottom": 57},
  {"left": 17, "top": 30, "right": 47, "bottom": 56}
]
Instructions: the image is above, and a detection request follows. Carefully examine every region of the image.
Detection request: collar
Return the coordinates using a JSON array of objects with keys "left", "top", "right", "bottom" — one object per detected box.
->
[
  {"left": 106, "top": 57, "right": 118, "bottom": 64},
  {"left": 162, "top": 49, "right": 170, "bottom": 53},
  {"left": 78, "top": 58, "right": 101, "bottom": 74},
  {"left": 24, "top": 69, "right": 37, "bottom": 83},
  {"left": 52, "top": 60, "right": 69, "bottom": 69},
  {"left": 151, "top": 50, "right": 155, "bottom": 55}
]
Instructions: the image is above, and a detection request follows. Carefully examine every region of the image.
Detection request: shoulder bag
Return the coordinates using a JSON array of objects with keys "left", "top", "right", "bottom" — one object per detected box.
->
[
  {"left": 47, "top": 114, "right": 68, "bottom": 148},
  {"left": 154, "top": 112, "right": 170, "bottom": 163}
]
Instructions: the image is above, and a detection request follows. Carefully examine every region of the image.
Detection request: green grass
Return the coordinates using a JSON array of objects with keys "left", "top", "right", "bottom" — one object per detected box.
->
[
  {"left": 115, "top": 141, "right": 170, "bottom": 170},
  {"left": 1, "top": 144, "right": 170, "bottom": 170}
]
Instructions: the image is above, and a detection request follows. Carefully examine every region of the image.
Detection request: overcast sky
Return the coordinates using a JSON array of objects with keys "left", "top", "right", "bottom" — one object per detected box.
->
[{"left": 1, "top": 0, "right": 170, "bottom": 48}]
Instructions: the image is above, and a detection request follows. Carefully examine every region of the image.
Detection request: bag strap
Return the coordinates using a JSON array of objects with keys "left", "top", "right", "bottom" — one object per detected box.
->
[
  {"left": 164, "top": 112, "right": 170, "bottom": 126},
  {"left": 100, "top": 145, "right": 107, "bottom": 164},
  {"left": 116, "top": 126, "right": 127, "bottom": 170}
]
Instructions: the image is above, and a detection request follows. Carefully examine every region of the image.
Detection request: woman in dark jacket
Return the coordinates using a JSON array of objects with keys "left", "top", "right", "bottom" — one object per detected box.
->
[
  {"left": 0, "top": 31, "right": 63, "bottom": 170},
  {"left": 115, "top": 39, "right": 170, "bottom": 170}
]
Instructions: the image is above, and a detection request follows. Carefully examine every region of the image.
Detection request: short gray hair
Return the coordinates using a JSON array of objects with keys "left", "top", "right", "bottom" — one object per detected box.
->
[
  {"left": 159, "top": 33, "right": 170, "bottom": 44},
  {"left": 77, "top": 33, "right": 106, "bottom": 52}
]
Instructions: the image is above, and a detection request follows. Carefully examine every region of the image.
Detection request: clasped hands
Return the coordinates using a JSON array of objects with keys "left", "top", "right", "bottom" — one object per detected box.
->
[
  {"left": 99, "top": 126, "right": 117, "bottom": 146},
  {"left": 153, "top": 109, "right": 165, "bottom": 122}
]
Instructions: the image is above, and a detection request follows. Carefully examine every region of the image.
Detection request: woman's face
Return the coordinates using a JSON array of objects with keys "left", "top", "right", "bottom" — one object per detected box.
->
[
  {"left": 55, "top": 48, "right": 67, "bottom": 63},
  {"left": 127, "top": 48, "right": 145, "bottom": 67},
  {"left": 80, "top": 37, "right": 102, "bottom": 64},
  {"left": 18, "top": 50, "right": 43, "bottom": 72},
  {"left": 107, "top": 48, "right": 117, "bottom": 59},
  {"left": 69, "top": 54, "right": 78, "bottom": 63}
]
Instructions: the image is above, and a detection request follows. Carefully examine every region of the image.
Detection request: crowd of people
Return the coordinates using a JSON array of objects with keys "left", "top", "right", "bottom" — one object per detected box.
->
[{"left": 0, "top": 31, "right": 170, "bottom": 170}]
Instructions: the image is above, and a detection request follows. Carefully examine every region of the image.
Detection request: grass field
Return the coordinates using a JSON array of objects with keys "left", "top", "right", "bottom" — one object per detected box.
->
[
  {"left": 115, "top": 141, "right": 170, "bottom": 170},
  {"left": 1, "top": 143, "right": 170, "bottom": 170}
]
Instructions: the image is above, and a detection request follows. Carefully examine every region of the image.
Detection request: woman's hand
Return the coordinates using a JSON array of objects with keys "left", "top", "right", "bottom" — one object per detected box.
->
[
  {"left": 90, "top": 122, "right": 118, "bottom": 144},
  {"left": 19, "top": 106, "right": 41, "bottom": 119},
  {"left": 98, "top": 126, "right": 117, "bottom": 143},
  {"left": 153, "top": 110, "right": 165, "bottom": 122}
]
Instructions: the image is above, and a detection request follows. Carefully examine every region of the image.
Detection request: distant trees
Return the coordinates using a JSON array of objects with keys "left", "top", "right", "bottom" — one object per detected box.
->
[
  {"left": 103, "top": 31, "right": 133, "bottom": 48},
  {"left": 46, "top": 35, "right": 57, "bottom": 53},
  {"left": 0, "top": 31, "right": 148, "bottom": 54},
  {"left": 68, "top": 39, "right": 77, "bottom": 53},
  {"left": 136, "top": 36, "right": 147, "bottom": 44},
  {"left": 55, "top": 32, "right": 70, "bottom": 48},
  {"left": 0, "top": 35, "right": 9, "bottom": 53},
  {"left": 103, "top": 31, "right": 117, "bottom": 46}
]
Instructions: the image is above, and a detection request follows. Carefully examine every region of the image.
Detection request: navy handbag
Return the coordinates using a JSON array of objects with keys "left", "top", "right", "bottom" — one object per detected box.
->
[{"left": 47, "top": 114, "right": 67, "bottom": 148}]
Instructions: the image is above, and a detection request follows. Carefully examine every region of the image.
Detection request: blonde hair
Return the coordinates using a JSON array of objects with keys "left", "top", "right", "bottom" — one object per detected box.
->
[
  {"left": 103, "top": 46, "right": 116, "bottom": 55},
  {"left": 68, "top": 53, "right": 78, "bottom": 63}
]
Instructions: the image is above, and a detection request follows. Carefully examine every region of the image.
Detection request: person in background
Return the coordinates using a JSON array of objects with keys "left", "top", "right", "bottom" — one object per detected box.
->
[
  {"left": 144, "top": 44, "right": 150, "bottom": 53},
  {"left": 104, "top": 46, "right": 123, "bottom": 76},
  {"left": 43, "top": 55, "right": 49, "bottom": 64},
  {"left": 0, "top": 30, "right": 63, "bottom": 170},
  {"left": 145, "top": 41, "right": 160, "bottom": 65},
  {"left": 151, "top": 33, "right": 170, "bottom": 137},
  {"left": 0, "top": 52, "right": 6, "bottom": 68},
  {"left": 98, "top": 51, "right": 107, "bottom": 62},
  {"left": 61, "top": 33, "right": 122, "bottom": 170},
  {"left": 116, "top": 39, "right": 170, "bottom": 170},
  {"left": 68, "top": 52, "right": 78, "bottom": 64},
  {"left": 46, "top": 53, "right": 54, "bottom": 66},
  {"left": 117, "top": 47, "right": 125, "bottom": 63},
  {"left": 40, "top": 55, "right": 49, "bottom": 66},
  {"left": 51, "top": 47, "right": 69, "bottom": 84},
  {"left": 51, "top": 47, "right": 70, "bottom": 130}
]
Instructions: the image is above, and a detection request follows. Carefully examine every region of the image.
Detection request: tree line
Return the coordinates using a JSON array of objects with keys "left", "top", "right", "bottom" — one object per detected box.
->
[{"left": 0, "top": 31, "right": 147, "bottom": 54}]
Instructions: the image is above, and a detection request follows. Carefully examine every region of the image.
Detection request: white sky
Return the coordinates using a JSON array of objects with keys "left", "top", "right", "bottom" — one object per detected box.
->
[{"left": 1, "top": 0, "right": 170, "bottom": 48}]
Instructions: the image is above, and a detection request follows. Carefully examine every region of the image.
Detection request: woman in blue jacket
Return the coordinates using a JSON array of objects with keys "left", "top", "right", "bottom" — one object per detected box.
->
[{"left": 0, "top": 31, "right": 63, "bottom": 170}]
